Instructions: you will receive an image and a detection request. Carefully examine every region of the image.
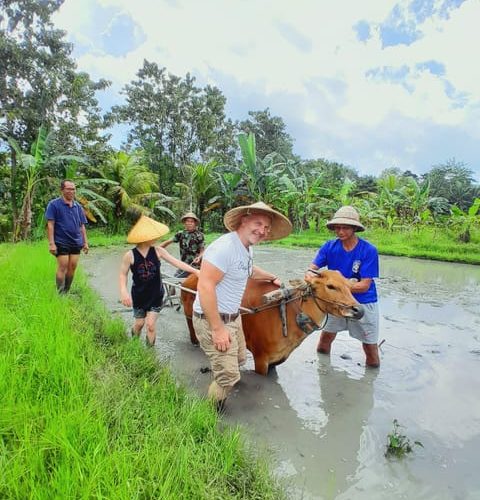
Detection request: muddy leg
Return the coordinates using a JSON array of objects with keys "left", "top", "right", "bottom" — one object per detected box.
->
[
  {"left": 363, "top": 343, "right": 380, "bottom": 368},
  {"left": 316, "top": 331, "right": 337, "bottom": 354},
  {"left": 132, "top": 318, "right": 145, "bottom": 337},
  {"left": 145, "top": 311, "right": 158, "bottom": 347}
]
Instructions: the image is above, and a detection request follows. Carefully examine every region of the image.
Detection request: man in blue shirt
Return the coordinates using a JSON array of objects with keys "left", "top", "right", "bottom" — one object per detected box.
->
[
  {"left": 307, "top": 206, "right": 380, "bottom": 367},
  {"left": 45, "top": 180, "right": 89, "bottom": 293}
]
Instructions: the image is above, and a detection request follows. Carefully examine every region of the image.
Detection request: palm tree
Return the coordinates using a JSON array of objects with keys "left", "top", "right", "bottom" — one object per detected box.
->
[
  {"left": 176, "top": 160, "right": 220, "bottom": 226},
  {"left": 63, "top": 163, "right": 116, "bottom": 224},
  {"left": 99, "top": 151, "right": 173, "bottom": 226}
]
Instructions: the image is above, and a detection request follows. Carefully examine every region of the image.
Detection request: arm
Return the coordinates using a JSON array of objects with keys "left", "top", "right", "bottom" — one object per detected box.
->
[
  {"left": 191, "top": 233, "right": 205, "bottom": 265},
  {"left": 251, "top": 265, "right": 281, "bottom": 287},
  {"left": 80, "top": 224, "right": 89, "bottom": 254},
  {"left": 47, "top": 220, "right": 56, "bottom": 255},
  {"left": 156, "top": 246, "right": 200, "bottom": 276},
  {"left": 192, "top": 246, "right": 205, "bottom": 265},
  {"left": 119, "top": 251, "right": 133, "bottom": 307},
  {"left": 159, "top": 238, "right": 173, "bottom": 249},
  {"left": 197, "top": 260, "right": 231, "bottom": 352},
  {"left": 349, "top": 245, "right": 378, "bottom": 293},
  {"left": 349, "top": 278, "right": 373, "bottom": 293}
]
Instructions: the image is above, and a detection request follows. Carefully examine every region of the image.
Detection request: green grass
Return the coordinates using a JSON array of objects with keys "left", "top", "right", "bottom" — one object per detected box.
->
[
  {"left": 0, "top": 242, "right": 284, "bottom": 499},
  {"left": 272, "top": 226, "right": 480, "bottom": 264},
  {"left": 89, "top": 223, "right": 480, "bottom": 264}
]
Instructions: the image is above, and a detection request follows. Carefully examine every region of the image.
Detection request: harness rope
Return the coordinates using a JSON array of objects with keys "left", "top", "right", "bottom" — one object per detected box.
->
[{"left": 165, "top": 278, "right": 330, "bottom": 336}]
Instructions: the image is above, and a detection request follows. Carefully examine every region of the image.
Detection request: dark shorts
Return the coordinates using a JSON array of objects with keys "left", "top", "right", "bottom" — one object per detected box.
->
[
  {"left": 133, "top": 306, "right": 162, "bottom": 318},
  {"left": 56, "top": 244, "right": 82, "bottom": 256}
]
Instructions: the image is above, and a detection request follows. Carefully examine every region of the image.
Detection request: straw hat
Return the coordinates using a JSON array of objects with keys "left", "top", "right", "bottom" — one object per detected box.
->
[
  {"left": 180, "top": 211, "right": 200, "bottom": 223},
  {"left": 224, "top": 201, "right": 292, "bottom": 241},
  {"left": 326, "top": 206, "right": 365, "bottom": 232},
  {"left": 127, "top": 215, "right": 170, "bottom": 243}
]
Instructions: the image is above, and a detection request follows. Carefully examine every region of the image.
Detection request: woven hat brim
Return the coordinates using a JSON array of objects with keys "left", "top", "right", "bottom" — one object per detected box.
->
[
  {"left": 224, "top": 204, "right": 292, "bottom": 241},
  {"left": 181, "top": 212, "right": 200, "bottom": 223},
  {"left": 127, "top": 216, "right": 170, "bottom": 243},
  {"left": 326, "top": 217, "right": 365, "bottom": 232}
]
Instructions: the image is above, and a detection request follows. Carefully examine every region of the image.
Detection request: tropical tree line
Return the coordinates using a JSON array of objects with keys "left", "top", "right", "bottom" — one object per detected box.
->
[{"left": 1, "top": 0, "right": 479, "bottom": 243}]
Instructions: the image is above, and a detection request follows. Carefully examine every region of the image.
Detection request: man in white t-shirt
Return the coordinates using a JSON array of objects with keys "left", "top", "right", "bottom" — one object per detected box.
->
[{"left": 193, "top": 201, "right": 292, "bottom": 409}]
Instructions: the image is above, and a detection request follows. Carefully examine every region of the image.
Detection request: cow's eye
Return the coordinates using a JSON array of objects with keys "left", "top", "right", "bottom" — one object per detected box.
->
[{"left": 326, "top": 284, "right": 336, "bottom": 290}]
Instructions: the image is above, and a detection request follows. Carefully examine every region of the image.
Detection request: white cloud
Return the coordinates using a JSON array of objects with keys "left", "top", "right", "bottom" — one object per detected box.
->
[{"left": 54, "top": 0, "right": 480, "bottom": 178}]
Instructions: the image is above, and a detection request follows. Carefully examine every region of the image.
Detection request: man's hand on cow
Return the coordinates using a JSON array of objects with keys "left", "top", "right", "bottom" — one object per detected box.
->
[
  {"left": 212, "top": 325, "right": 231, "bottom": 352},
  {"left": 304, "top": 269, "right": 316, "bottom": 280}
]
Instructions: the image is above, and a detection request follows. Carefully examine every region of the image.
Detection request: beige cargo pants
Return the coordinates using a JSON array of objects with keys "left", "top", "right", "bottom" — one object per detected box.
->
[{"left": 193, "top": 315, "right": 246, "bottom": 402}]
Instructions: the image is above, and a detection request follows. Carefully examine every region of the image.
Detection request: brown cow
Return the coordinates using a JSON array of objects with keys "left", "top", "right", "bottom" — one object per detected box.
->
[{"left": 180, "top": 271, "right": 363, "bottom": 375}]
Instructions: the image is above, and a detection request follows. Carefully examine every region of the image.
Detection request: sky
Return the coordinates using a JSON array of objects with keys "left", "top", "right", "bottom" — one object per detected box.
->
[{"left": 53, "top": 0, "right": 480, "bottom": 180}]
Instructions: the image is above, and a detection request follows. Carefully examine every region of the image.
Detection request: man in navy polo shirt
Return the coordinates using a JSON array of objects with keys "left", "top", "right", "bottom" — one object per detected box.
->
[{"left": 45, "top": 180, "right": 89, "bottom": 293}]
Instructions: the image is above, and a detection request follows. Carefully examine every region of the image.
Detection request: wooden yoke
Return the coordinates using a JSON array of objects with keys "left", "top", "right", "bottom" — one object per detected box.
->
[{"left": 261, "top": 280, "right": 307, "bottom": 305}]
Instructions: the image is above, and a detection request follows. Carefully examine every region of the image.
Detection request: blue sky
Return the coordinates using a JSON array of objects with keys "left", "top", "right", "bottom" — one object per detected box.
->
[{"left": 54, "top": 0, "right": 479, "bottom": 180}]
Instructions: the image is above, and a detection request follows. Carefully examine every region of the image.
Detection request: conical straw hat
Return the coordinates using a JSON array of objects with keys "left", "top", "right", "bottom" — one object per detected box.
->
[
  {"left": 127, "top": 215, "right": 170, "bottom": 243},
  {"left": 224, "top": 201, "right": 292, "bottom": 241}
]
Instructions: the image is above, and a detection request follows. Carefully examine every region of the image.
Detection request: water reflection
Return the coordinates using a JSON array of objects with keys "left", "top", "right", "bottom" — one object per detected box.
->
[{"left": 85, "top": 247, "right": 480, "bottom": 500}]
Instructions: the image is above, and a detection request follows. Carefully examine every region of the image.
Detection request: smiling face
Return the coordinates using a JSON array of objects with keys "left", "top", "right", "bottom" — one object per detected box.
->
[
  {"left": 183, "top": 217, "right": 197, "bottom": 232},
  {"left": 237, "top": 213, "right": 272, "bottom": 247}
]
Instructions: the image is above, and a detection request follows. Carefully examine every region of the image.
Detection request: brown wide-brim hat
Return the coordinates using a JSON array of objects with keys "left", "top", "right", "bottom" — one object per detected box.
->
[
  {"left": 127, "top": 215, "right": 170, "bottom": 243},
  {"left": 180, "top": 211, "right": 200, "bottom": 223},
  {"left": 326, "top": 205, "right": 365, "bottom": 232},
  {"left": 224, "top": 201, "right": 292, "bottom": 241}
]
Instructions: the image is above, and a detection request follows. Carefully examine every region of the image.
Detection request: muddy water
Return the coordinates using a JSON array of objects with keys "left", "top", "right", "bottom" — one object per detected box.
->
[{"left": 83, "top": 246, "right": 480, "bottom": 500}]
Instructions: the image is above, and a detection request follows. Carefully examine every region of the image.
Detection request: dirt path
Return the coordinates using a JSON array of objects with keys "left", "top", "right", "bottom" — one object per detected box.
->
[{"left": 83, "top": 245, "right": 480, "bottom": 500}]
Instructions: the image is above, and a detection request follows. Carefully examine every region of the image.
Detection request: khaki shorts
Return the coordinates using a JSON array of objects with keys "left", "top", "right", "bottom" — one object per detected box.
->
[
  {"left": 323, "top": 302, "right": 379, "bottom": 344},
  {"left": 193, "top": 315, "right": 246, "bottom": 390}
]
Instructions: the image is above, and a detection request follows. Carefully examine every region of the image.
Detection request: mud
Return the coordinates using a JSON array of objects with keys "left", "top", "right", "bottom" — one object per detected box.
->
[{"left": 83, "top": 246, "right": 480, "bottom": 500}]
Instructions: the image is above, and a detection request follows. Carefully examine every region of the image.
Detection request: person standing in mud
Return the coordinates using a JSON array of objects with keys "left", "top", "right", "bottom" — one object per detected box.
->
[
  {"left": 45, "top": 180, "right": 89, "bottom": 294},
  {"left": 306, "top": 206, "right": 380, "bottom": 367},
  {"left": 193, "top": 202, "right": 292, "bottom": 409},
  {"left": 119, "top": 215, "right": 200, "bottom": 347},
  {"left": 160, "top": 211, "right": 205, "bottom": 278}
]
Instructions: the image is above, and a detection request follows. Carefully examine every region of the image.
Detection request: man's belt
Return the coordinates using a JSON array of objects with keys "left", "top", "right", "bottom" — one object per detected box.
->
[{"left": 193, "top": 311, "right": 240, "bottom": 323}]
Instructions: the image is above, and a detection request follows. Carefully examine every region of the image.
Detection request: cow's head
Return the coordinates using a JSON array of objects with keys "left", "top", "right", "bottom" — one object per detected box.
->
[{"left": 305, "top": 270, "right": 364, "bottom": 319}]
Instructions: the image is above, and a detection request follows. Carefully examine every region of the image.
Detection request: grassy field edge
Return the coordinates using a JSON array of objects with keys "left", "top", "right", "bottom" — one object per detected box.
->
[{"left": 0, "top": 242, "right": 284, "bottom": 499}]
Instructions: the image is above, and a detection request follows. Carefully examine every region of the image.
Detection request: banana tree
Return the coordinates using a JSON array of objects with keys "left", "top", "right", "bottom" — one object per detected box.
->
[
  {"left": 450, "top": 198, "right": 480, "bottom": 243},
  {"left": 8, "top": 126, "right": 84, "bottom": 241},
  {"left": 238, "top": 132, "right": 266, "bottom": 201}
]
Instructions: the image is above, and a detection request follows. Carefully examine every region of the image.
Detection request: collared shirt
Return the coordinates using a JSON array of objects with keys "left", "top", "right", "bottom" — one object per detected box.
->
[
  {"left": 173, "top": 229, "right": 205, "bottom": 264},
  {"left": 312, "top": 238, "right": 379, "bottom": 304},
  {"left": 45, "top": 197, "right": 88, "bottom": 246}
]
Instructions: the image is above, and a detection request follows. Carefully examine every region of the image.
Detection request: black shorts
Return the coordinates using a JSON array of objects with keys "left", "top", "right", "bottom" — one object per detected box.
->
[{"left": 56, "top": 244, "right": 82, "bottom": 256}]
